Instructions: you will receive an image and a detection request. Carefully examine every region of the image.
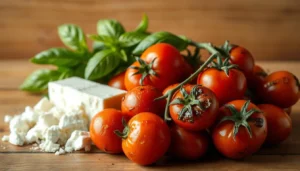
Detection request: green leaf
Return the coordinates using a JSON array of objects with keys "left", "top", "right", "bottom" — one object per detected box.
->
[
  {"left": 133, "top": 32, "right": 188, "bottom": 55},
  {"left": 97, "top": 20, "right": 125, "bottom": 39},
  {"left": 31, "top": 48, "right": 82, "bottom": 67},
  {"left": 20, "top": 69, "right": 62, "bottom": 93},
  {"left": 135, "top": 14, "right": 148, "bottom": 33},
  {"left": 85, "top": 49, "right": 121, "bottom": 80},
  {"left": 119, "top": 31, "right": 149, "bottom": 47},
  {"left": 93, "top": 41, "right": 106, "bottom": 53},
  {"left": 58, "top": 24, "right": 88, "bottom": 52}
]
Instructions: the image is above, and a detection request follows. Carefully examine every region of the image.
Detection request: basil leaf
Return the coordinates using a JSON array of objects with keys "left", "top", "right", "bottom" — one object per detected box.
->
[
  {"left": 93, "top": 41, "right": 106, "bottom": 53},
  {"left": 85, "top": 49, "right": 121, "bottom": 80},
  {"left": 20, "top": 69, "right": 62, "bottom": 93},
  {"left": 88, "top": 34, "right": 118, "bottom": 46},
  {"left": 31, "top": 48, "right": 83, "bottom": 67},
  {"left": 133, "top": 32, "right": 188, "bottom": 55},
  {"left": 135, "top": 14, "right": 148, "bottom": 33},
  {"left": 119, "top": 31, "right": 149, "bottom": 47},
  {"left": 58, "top": 24, "right": 88, "bottom": 52},
  {"left": 97, "top": 20, "right": 125, "bottom": 39}
]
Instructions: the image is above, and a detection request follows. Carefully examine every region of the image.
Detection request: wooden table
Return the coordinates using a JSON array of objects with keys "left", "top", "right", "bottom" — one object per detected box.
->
[{"left": 1, "top": 60, "right": 300, "bottom": 170}]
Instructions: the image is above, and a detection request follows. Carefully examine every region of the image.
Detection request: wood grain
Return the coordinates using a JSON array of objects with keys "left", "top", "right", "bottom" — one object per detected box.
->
[{"left": 0, "top": 0, "right": 300, "bottom": 60}]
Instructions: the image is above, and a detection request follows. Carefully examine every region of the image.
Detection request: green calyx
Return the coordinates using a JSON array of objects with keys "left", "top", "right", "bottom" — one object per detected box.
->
[
  {"left": 170, "top": 85, "right": 212, "bottom": 123},
  {"left": 216, "top": 40, "right": 234, "bottom": 58},
  {"left": 219, "top": 100, "right": 262, "bottom": 141},
  {"left": 114, "top": 117, "right": 130, "bottom": 139},
  {"left": 129, "top": 57, "right": 158, "bottom": 85},
  {"left": 210, "top": 57, "right": 239, "bottom": 76}
]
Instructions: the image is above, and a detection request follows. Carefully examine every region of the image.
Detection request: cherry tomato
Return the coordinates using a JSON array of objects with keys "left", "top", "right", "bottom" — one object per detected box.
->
[
  {"left": 162, "top": 83, "right": 180, "bottom": 96},
  {"left": 284, "top": 107, "right": 292, "bottom": 115},
  {"left": 121, "top": 112, "right": 171, "bottom": 165},
  {"left": 169, "top": 124, "right": 209, "bottom": 160},
  {"left": 169, "top": 84, "right": 219, "bottom": 131},
  {"left": 260, "top": 71, "right": 300, "bottom": 108},
  {"left": 121, "top": 85, "right": 166, "bottom": 117},
  {"left": 258, "top": 104, "right": 292, "bottom": 145},
  {"left": 229, "top": 45, "right": 254, "bottom": 77},
  {"left": 247, "top": 65, "right": 268, "bottom": 90},
  {"left": 125, "top": 43, "right": 188, "bottom": 91},
  {"left": 197, "top": 68, "right": 247, "bottom": 105},
  {"left": 212, "top": 100, "right": 267, "bottom": 159},
  {"left": 90, "top": 109, "right": 128, "bottom": 154},
  {"left": 108, "top": 72, "right": 126, "bottom": 90}
]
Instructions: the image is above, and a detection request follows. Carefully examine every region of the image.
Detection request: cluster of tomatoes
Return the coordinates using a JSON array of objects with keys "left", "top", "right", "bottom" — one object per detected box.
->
[{"left": 90, "top": 43, "right": 299, "bottom": 165}]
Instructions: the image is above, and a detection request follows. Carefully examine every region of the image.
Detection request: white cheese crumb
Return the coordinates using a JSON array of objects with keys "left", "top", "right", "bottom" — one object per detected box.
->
[
  {"left": 36, "top": 113, "right": 59, "bottom": 129},
  {"left": 26, "top": 126, "right": 42, "bottom": 144},
  {"left": 34, "top": 97, "right": 54, "bottom": 113},
  {"left": 39, "top": 140, "right": 60, "bottom": 152},
  {"left": 9, "top": 116, "right": 30, "bottom": 133},
  {"left": 2, "top": 135, "right": 9, "bottom": 142},
  {"left": 21, "top": 106, "right": 39, "bottom": 127},
  {"left": 4, "top": 115, "right": 13, "bottom": 123},
  {"left": 9, "top": 132, "right": 26, "bottom": 146},
  {"left": 44, "top": 125, "right": 61, "bottom": 143},
  {"left": 55, "top": 148, "right": 65, "bottom": 155},
  {"left": 65, "top": 130, "right": 91, "bottom": 153}
]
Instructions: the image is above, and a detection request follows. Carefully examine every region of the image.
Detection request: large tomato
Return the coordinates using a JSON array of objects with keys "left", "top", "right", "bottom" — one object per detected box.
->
[
  {"left": 119, "top": 112, "right": 171, "bottom": 165},
  {"left": 169, "top": 84, "right": 219, "bottom": 131},
  {"left": 258, "top": 104, "right": 292, "bottom": 145},
  {"left": 108, "top": 72, "right": 126, "bottom": 90},
  {"left": 169, "top": 124, "right": 209, "bottom": 160},
  {"left": 125, "top": 43, "right": 188, "bottom": 91},
  {"left": 90, "top": 109, "right": 128, "bottom": 154},
  {"left": 212, "top": 100, "right": 267, "bottom": 159},
  {"left": 121, "top": 85, "right": 166, "bottom": 117},
  {"left": 260, "top": 71, "right": 300, "bottom": 108},
  {"left": 197, "top": 67, "right": 247, "bottom": 105}
]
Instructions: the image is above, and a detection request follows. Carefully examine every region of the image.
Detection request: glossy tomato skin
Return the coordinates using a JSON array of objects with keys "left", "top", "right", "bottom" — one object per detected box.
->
[
  {"left": 247, "top": 65, "right": 267, "bottom": 91},
  {"left": 212, "top": 100, "right": 267, "bottom": 159},
  {"left": 122, "top": 112, "right": 171, "bottom": 165},
  {"left": 230, "top": 45, "right": 254, "bottom": 77},
  {"left": 169, "top": 124, "right": 209, "bottom": 160},
  {"left": 162, "top": 83, "right": 180, "bottom": 96},
  {"left": 121, "top": 85, "right": 166, "bottom": 117},
  {"left": 125, "top": 43, "right": 187, "bottom": 91},
  {"left": 258, "top": 104, "right": 292, "bottom": 145},
  {"left": 90, "top": 109, "right": 128, "bottom": 154},
  {"left": 169, "top": 85, "right": 219, "bottom": 131},
  {"left": 108, "top": 72, "right": 126, "bottom": 90},
  {"left": 260, "top": 71, "right": 300, "bottom": 108},
  {"left": 197, "top": 68, "right": 247, "bottom": 105}
]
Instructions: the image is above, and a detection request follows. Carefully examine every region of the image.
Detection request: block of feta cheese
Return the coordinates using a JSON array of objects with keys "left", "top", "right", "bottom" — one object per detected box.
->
[{"left": 48, "top": 77, "right": 126, "bottom": 120}]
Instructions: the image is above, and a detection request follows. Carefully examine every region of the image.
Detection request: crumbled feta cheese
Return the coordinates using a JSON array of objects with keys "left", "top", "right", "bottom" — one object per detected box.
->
[
  {"left": 36, "top": 113, "right": 59, "bottom": 129},
  {"left": 9, "top": 132, "right": 26, "bottom": 146},
  {"left": 65, "top": 131, "right": 91, "bottom": 153},
  {"left": 26, "top": 126, "right": 43, "bottom": 144},
  {"left": 34, "top": 97, "right": 54, "bottom": 113},
  {"left": 39, "top": 140, "right": 60, "bottom": 152},
  {"left": 2, "top": 135, "right": 9, "bottom": 142},
  {"left": 59, "top": 112, "right": 88, "bottom": 138},
  {"left": 44, "top": 125, "right": 61, "bottom": 143},
  {"left": 55, "top": 148, "right": 65, "bottom": 155},
  {"left": 21, "top": 106, "right": 39, "bottom": 127},
  {"left": 9, "top": 116, "right": 30, "bottom": 133},
  {"left": 48, "top": 107, "right": 65, "bottom": 120},
  {"left": 4, "top": 115, "right": 13, "bottom": 123}
]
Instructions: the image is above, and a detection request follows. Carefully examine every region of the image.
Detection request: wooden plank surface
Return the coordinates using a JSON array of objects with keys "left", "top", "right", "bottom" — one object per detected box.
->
[
  {"left": 1, "top": 59, "right": 300, "bottom": 170},
  {"left": 1, "top": 0, "right": 300, "bottom": 60}
]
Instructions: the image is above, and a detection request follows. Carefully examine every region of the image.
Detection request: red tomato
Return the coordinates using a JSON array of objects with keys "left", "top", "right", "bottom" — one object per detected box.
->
[
  {"left": 197, "top": 68, "right": 247, "bottom": 105},
  {"left": 108, "top": 72, "right": 126, "bottom": 90},
  {"left": 260, "top": 71, "right": 300, "bottom": 108},
  {"left": 169, "top": 124, "right": 209, "bottom": 160},
  {"left": 121, "top": 112, "right": 171, "bottom": 165},
  {"left": 162, "top": 83, "right": 180, "bottom": 96},
  {"left": 125, "top": 43, "right": 188, "bottom": 91},
  {"left": 284, "top": 107, "right": 292, "bottom": 115},
  {"left": 90, "top": 109, "right": 128, "bottom": 154},
  {"left": 212, "top": 100, "right": 267, "bottom": 159},
  {"left": 229, "top": 45, "right": 255, "bottom": 77},
  {"left": 121, "top": 85, "right": 166, "bottom": 117},
  {"left": 258, "top": 104, "right": 292, "bottom": 145},
  {"left": 169, "top": 84, "right": 219, "bottom": 131},
  {"left": 247, "top": 65, "right": 268, "bottom": 90}
]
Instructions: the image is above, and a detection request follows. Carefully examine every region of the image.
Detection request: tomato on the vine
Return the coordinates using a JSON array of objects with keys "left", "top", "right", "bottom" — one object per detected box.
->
[
  {"left": 116, "top": 112, "right": 171, "bottom": 165},
  {"left": 260, "top": 71, "right": 300, "bottom": 108},
  {"left": 212, "top": 100, "right": 267, "bottom": 159},
  {"left": 108, "top": 72, "right": 126, "bottom": 90},
  {"left": 197, "top": 59, "right": 247, "bottom": 105},
  {"left": 169, "top": 84, "right": 219, "bottom": 131},
  {"left": 169, "top": 124, "right": 209, "bottom": 160},
  {"left": 258, "top": 104, "right": 292, "bottom": 145},
  {"left": 90, "top": 109, "right": 129, "bottom": 154},
  {"left": 163, "top": 83, "right": 180, "bottom": 96},
  {"left": 121, "top": 85, "right": 166, "bottom": 117},
  {"left": 124, "top": 43, "right": 188, "bottom": 91}
]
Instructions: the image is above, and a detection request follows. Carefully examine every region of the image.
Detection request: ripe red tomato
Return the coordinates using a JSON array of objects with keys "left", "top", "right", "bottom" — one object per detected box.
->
[
  {"left": 121, "top": 85, "right": 166, "bottom": 117},
  {"left": 229, "top": 45, "right": 254, "bottom": 77},
  {"left": 90, "top": 109, "right": 128, "bottom": 154},
  {"left": 212, "top": 100, "right": 267, "bottom": 159},
  {"left": 247, "top": 65, "right": 268, "bottom": 90},
  {"left": 284, "top": 107, "right": 292, "bottom": 115},
  {"left": 260, "top": 71, "right": 300, "bottom": 108},
  {"left": 162, "top": 83, "right": 180, "bottom": 96},
  {"left": 169, "top": 124, "right": 209, "bottom": 160},
  {"left": 197, "top": 68, "right": 247, "bottom": 105},
  {"left": 258, "top": 104, "right": 292, "bottom": 145},
  {"left": 169, "top": 84, "right": 219, "bottom": 131},
  {"left": 108, "top": 72, "right": 126, "bottom": 90},
  {"left": 125, "top": 43, "right": 188, "bottom": 91},
  {"left": 120, "top": 112, "right": 171, "bottom": 165}
]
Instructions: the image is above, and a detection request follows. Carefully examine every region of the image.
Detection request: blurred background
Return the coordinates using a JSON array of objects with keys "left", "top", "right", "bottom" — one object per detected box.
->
[{"left": 0, "top": 0, "right": 299, "bottom": 60}]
